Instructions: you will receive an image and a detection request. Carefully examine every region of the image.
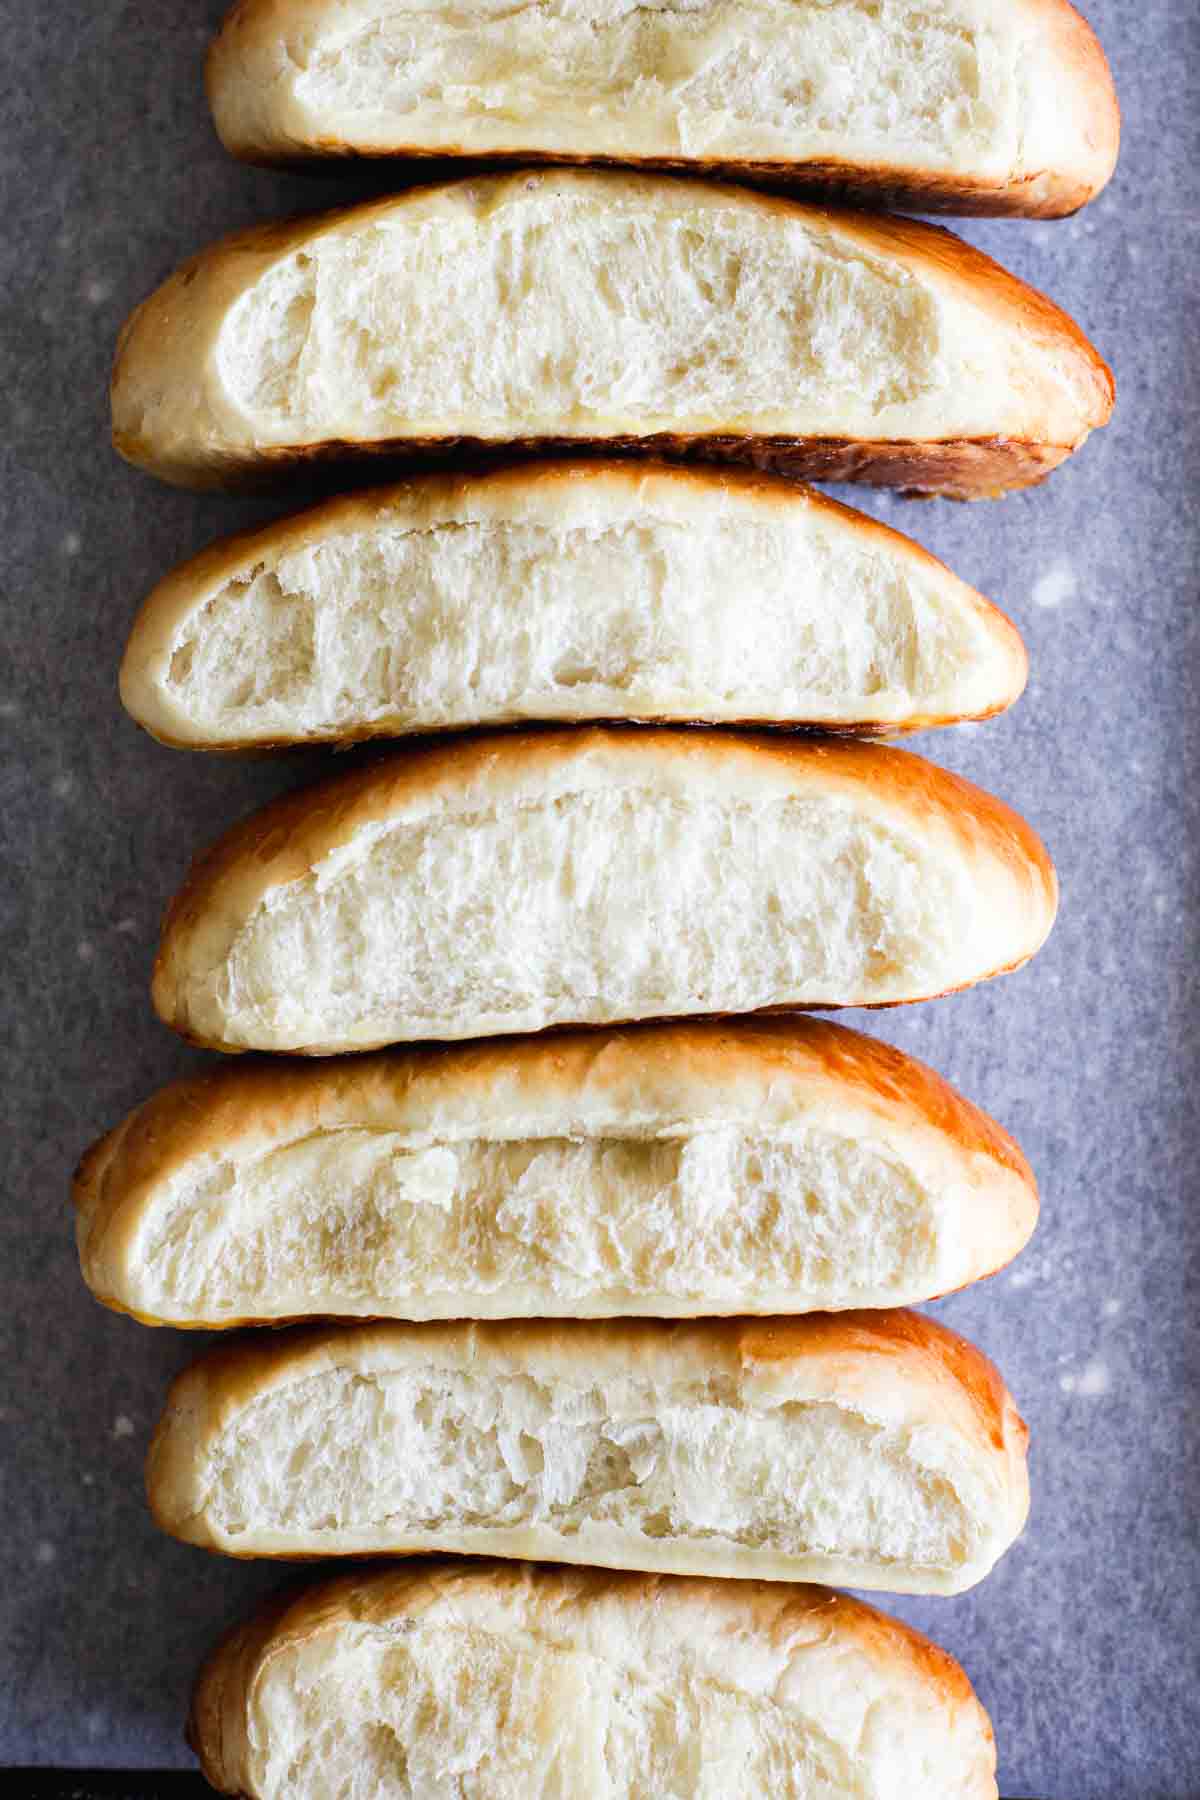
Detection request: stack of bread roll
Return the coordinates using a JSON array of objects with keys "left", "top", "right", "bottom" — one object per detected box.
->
[{"left": 86, "top": 2, "right": 1118, "bottom": 1793}]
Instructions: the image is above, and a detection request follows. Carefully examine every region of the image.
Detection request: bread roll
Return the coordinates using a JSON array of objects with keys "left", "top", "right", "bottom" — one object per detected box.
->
[
  {"left": 189, "top": 1561, "right": 999, "bottom": 1798},
  {"left": 151, "top": 729, "right": 1058, "bottom": 1054},
  {"left": 110, "top": 170, "right": 1113, "bottom": 495},
  {"left": 148, "top": 1309, "right": 1029, "bottom": 1593},
  {"left": 73, "top": 1017, "right": 1038, "bottom": 1328},
  {"left": 120, "top": 461, "right": 1026, "bottom": 748},
  {"left": 207, "top": 0, "right": 1118, "bottom": 222}
]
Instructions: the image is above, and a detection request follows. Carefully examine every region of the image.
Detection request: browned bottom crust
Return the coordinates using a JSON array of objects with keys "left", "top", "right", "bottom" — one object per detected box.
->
[
  {"left": 114, "top": 429, "right": 1075, "bottom": 499},
  {"left": 135, "top": 709, "right": 1012, "bottom": 755},
  {"left": 226, "top": 142, "right": 1098, "bottom": 220}
]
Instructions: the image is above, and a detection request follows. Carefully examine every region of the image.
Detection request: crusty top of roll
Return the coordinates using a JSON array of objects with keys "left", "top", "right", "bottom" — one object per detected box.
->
[
  {"left": 110, "top": 169, "right": 1113, "bottom": 494},
  {"left": 190, "top": 1561, "right": 999, "bottom": 1799},
  {"left": 150, "top": 728, "right": 1059, "bottom": 1052},
  {"left": 153, "top": 1308, "right": 1027, "bottom": 1469},
  {"left": 77, "top": 1015, "right": 1034, "bottom": 1232},
  {"left": 205, "top": 0, "right": 1117, "bottom": 222},
  {"left": 73, "top": 1015, "right": 1038, "bottom": 1326},
  {"left": 118, "top": 458, "right": 1028, "bottom": 747}
]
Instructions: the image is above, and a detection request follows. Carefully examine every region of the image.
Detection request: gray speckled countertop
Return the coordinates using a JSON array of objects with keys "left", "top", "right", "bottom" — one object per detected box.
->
[{"left": 2, "top": 3, "right": 1198, "bottom": 1793}]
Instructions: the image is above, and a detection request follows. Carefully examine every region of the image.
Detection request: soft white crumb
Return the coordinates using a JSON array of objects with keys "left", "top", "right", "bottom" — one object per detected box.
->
[{"left": 112, "top": 1414, "right": 135, "bottom": 1440}]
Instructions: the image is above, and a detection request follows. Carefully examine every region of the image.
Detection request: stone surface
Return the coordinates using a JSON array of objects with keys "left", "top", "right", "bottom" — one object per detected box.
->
[{"left": 0, "top": 3, "right": 1196, "bottom": 1793}]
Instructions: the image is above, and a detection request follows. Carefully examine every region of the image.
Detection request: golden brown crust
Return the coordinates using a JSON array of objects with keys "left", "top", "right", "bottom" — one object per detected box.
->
[
  {"left": 110, "top": 172, "right": 1114, "bottom": 497},
  {"left": 206, "top": 0, "right": 1118, "bottom": 217},
  {"left": 190, "top": 1561, "right": 997, "bottom": 1797},
  {"left": 1030, "top": 0, "right": 1122, "bottom": 196},
  {"left": 73, "top": 1014, "right": 1038, "bottom": 1327}
]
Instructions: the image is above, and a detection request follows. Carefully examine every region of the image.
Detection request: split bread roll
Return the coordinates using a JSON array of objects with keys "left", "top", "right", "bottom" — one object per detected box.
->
[
  {"left": 207, "top": 0, "right": 1118, "bottom": 222},
  {"left": 148, "top": 1310, "right": 1029, "bottom": 1593},
  {"left": 151, "top": 729, "right": 1059, "bottom": 1054},
  {"left": 189, "top": 1563, "right": 1000, "bottom": 1800},
  {"left": 73, "top": 1017, "right": 1038, "bottom": 1327},
  {"left": 120, "top": 461, "right": 1027, "bottom": 748},
  {"left": 110, "top": 170, "right": 1114, "bottom": 496}
]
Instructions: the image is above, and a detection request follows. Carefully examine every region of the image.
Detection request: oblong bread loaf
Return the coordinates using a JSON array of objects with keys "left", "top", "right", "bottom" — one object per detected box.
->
[
  {"left": 147, "top": 1309, "right": 1029, "bottom": 1594},
  {"left": 120, "top": 461, "right": 1027, "bottom": 748},
  {"left": 207, "top": 0, "right": 1118, "bottom": 222},
  {"left": 151, "top": 729, "right": 1059, "bottom": 1053},
  {"left": 189, "top": 1561, "right": 999, "bottom": 1798},
  {"left": 110, "top": 170, "right": 1113, "bottom": 495},
  {"left": 73, "top": 1017, "right": 1038, "bottom": 1327}
]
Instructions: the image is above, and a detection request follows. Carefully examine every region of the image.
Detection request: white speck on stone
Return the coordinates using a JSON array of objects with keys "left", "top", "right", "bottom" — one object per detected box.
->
[
  {"left": 1103, "top": 1297, "right": 1122, "bottom": 1318},
  {"left": 77, "top": 940, "right": 95, "bottom": 962},
  {"left": 35, "top": 1542, "right": 57, "bottom": 1565},
  {"left": 83, "top": 278, "right": 112, "bottom": 307},
  {"left": 1032, "top": 559, "right": 1077, "bottom": 610},
  {"left": 1011, "top": 1252, "right": 1056, "bottom": 1290},
  {"left": 52, "top": 773, "right": 74, "bottom": 799},
  {"left": 1154, "top": 893, "right": 1169, "bottom": 915},
  {"left": 1061, "top": 1360, "right": 1111, "bottom": 1397},
  {"left": 63, "top": 530, "right": 82, "bottom": 556},
  {"left": 112, "top": 1414, "right": 135, "bottom": 1439},
  {"left": 0, "top": 700, "right": 17, "bottom": 719},
  {"left": 115, "top": 916, "right": 138, "bottom": 935},
  {"left": 82, "top": 1472, "right": 95, "bottom": 1487}
]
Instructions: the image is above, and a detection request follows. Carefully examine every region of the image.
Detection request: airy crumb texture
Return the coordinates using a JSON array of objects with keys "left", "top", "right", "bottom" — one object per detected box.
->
[
  {"left": 120, "top": 463, "right": 1027, "bottom": 747},
  {"left": 206, "top": 0, "right": 1118, "bottom": 219},
  {"left": 190, "top": 1562, "right": 1000, "bottom": 1798},
  {"left": 110, "top": 171, "right": 1114, "bottom": 493},
  {"left": 146, "top": 1311, "right": 1031, "bottom": 1595},
  {"left": 74, "top": 1019, "right": 1038, "bottom": 1327},
  {"left": 150, "top": 731, "right": 1059, "bottom": 1053}
]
